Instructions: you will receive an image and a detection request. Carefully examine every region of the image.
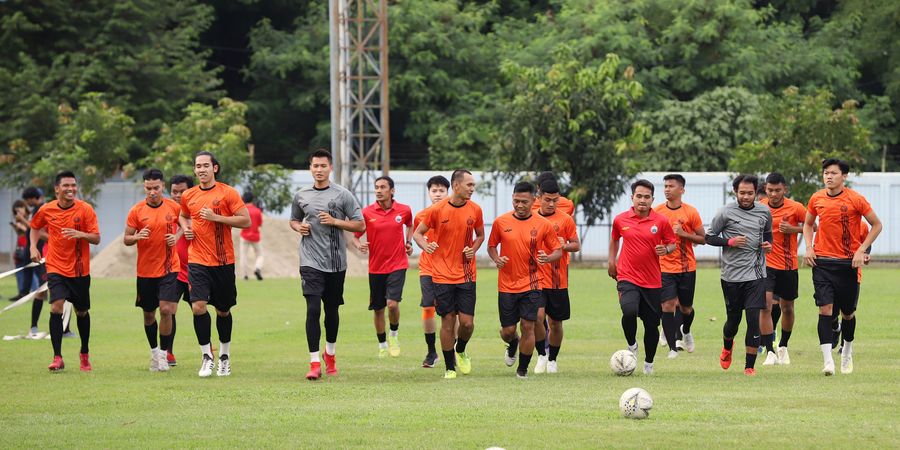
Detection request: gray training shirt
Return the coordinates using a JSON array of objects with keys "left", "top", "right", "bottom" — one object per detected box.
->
[
  {"left": 291, "top": 183, "right": 363, "bottom": 273},
  {"left": 706, "top": 202, "right": 773, "bottom": 283}
]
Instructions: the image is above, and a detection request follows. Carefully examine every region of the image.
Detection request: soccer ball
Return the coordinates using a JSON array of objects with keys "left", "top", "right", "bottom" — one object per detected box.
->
[
  {"left": 619, "top": 387, "right": 653, "bottom": 419},
  {"left": 609, "top": 350, "right": 637, "bottom": 376}
]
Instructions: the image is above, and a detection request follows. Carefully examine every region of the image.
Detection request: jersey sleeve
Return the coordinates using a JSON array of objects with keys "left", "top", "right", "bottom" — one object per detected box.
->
[
  {"left": 487, "top": 217, "right": 502, "bottom": 248},
  {"left": 706, "top": 207, "right": 727, "bottom": 237},
  {"left": 29, "top": 207, "right": 46, "bottom": 230},
  {"left": 542, "top": 221, "right": 561, "bottom": 252},
  {"left": 290, "top": 191, "right": 305, "bottom": 222},
  {"left": 342, "top": 191, "right": 363, "bottom": 222},
  {"left": 180, "top": 193, "right": 191, "bottom": 217},
  {"left": 562, "top": 216, "right": 577, "bottom": 242},
  {"left": 793, "top": 203, "right": 807, "bottom": 224},
  {"left": 126, "top": 206, "right": 141, "bottom": 230},
  {"left": 83, "top": 205, "right": 100, "bottom": 234},
  {"left": 353, "top": 208, "right": 368, "bottom": 238},
  {"left": 611, "top": 217, "right": 621, "bottom": 241},
  {"left": 806, "top": 194, "right": 819, "bottom": 217},
  {"left": 227, "top": 188, "right": 247, "bottom": 215},
  {"left": 690, "top": 209, "right": 704, "bottom": 233},
  {"left": 853, "top": 192, "right": 873, "bottom": 217},
  {"left": 403, "top": 206, "right": 413, "bottom": 227},
  {"left": 473, "top": 204, "right": 484, "bottom": 229}
]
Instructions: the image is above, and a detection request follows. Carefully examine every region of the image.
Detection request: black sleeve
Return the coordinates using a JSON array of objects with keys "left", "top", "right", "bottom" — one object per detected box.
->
[
  {"left": 763, "top": 230, "right": 773, "bottom": 244},
  {"left": 705, "top": 234, "right": 729, "bottom": 247}
]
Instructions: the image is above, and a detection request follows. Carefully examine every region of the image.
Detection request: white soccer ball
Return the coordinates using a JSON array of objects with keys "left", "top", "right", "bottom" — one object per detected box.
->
[
  {"left": 619, "top": 387, "right": 653, "bottom": 419},
  {"left": 610, "top": 350, "right": 637, "bottom": 376}
]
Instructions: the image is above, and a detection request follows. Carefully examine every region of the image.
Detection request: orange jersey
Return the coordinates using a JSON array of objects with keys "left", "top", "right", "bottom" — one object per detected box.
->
[
  {"left": 807, "top": 188, "right": 872, "bottom": 260},
  {"left": 180, "top": 183, "right": 246, "bottom": 267},
  {"left": 761, "top": 197, "right": 807, "bottom": 270},
  {"left": 414, "top": 207, "right": 437, "bottom": 277},
  {"left": 537, "top": 210, "right": 577, "bottom": 289},
  {"left": 488, "top": 212, "right": 560, "bottom": 293},
  {"left": 29, "top": 199, "right": 99, "bottom": 277},
  {"left": 126, "top": 198, "right": 181, "bottom": 278},
  {"left": 653, "top": 202, "right": 703, "bottom": 273},
  {"left": 531, "top": 195, "right": 576, "bottom": 216},
  {"left": 424, "top": 198, "right": 484, "bottom": 284}
]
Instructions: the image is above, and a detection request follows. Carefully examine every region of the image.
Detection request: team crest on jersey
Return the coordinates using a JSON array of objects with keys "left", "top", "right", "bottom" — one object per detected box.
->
[
  {"left": 165, "top": 214, "right": 174, "bottom": 222},
  {"left": 212, "top": 199, "right": 221, "bottom": 206},
  {"left": 840, "top": 205, "right": 848, "bottom": 213},
  {"left": 650, "top": 225, "right": 658, "bottom": 234},
  {"left": 395, "top": 215, "right": 403, "bottom": 223},
  {"left": 530, "top": 228, "right": 538, "bottom": 237},
  {"left": 467, "top": 217, "right": 474, "bottom": 226},
  {"left": 73, "top": 216, "right": 81, "bottom": 224},
  {"left": 553, "top": 224, "right": 560, "bottom": 232}
]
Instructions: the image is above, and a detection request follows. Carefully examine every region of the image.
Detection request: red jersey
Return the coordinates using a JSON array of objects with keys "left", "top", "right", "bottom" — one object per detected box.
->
[
  {"left": 180, "top": 183, "right": 246, "bottom": 266},
  {"left": 240, "top": 203, "right": 263, "bottom": 242},
  {"left": 355, "top": 201, "right": 413, "bottom": 274},
  {"left": 30, "top": 199, "right": 99, "bottom": 278},
  {"left": 537, "top": 210, "right": 577, "bottom": 289},
  {"left": 653, "top": 202, "right": 703, "bottom": 273},
  {"left": 126, "top": 198, "right": 181, "bottom": 278},
  {"left": 761, "top": 197, "right": 807, "bottom": 271},
  {"left": 424, "top": 198, "right": 484, "bottom": 284},
  {"left": 488, "top": 212, "right": 560, "bottom": 293},
  {"left": 806, "top": 188, "right": 872, "bottom": 260},
  {"left": 611, "top": 208, "right": 676, "bottom": 289},
  {"left": 414, "top": 207, "right": 437, "bottom": 277}
]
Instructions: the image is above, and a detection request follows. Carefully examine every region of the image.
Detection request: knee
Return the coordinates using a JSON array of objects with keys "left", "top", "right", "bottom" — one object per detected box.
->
[
  {"left": 160, "top": 303, "right": 177, "bottom": 316},
  {"left": 191, "top": 302, "right": 207, "bottom": 315},
  {"left": 499, "top": 326, "right": 517, "bottom": 340},
  {"left": 215, "top": 309, "right": 230, "bottom": 318},
  {"left": 143, "top": 311, "right": 157, "bottom": 324},
  {"left": 75, "top": 309, "right": 88, "bottom": 318},
  {"left": 621, "top": 304, "right": 638, "bottom": 319},
  {"left": 387, "top": 301, "right": 399, "bottom": 311},
  {"left": 818, "top": 304, "right": 833, "bottom": 316},
  {"left": 661, "top": 300, "right": 677, "bottom": 313},
  {"left": 781, "top": 303, "right": 794, "bottom": 315},
  {"left": 549, "top": 320, "right": 563, "bottom": 332},
  {"left": 841, "top": 311, "right": 855, "bottom": 320},
  {"left": 680, "top": 305, "right": 693, "bottom": 315}
]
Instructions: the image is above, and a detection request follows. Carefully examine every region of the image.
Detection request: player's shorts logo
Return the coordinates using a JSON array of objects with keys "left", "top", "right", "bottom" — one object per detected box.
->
[
  {"left": 395, "top": 215, "right": 403, "bottom": 223},
  {"left": 650, "top": 225, "right": 658, "bottom": 234}
]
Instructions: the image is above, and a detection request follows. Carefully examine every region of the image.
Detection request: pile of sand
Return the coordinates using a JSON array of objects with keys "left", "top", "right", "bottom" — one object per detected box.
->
[{"left": 90, "top": 216, "right": 369, "bottom": 278}]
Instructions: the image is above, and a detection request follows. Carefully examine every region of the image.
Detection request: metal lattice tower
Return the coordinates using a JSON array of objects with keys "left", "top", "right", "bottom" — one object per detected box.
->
[{"left": 329, "top": 0, "right": 390, "bottom": 205}]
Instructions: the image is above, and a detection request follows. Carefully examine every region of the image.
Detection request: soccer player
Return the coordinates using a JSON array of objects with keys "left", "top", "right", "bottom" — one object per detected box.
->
[
  {"left": 413, "top": 169, "right": 485, "bottom": 379},
  {"left": 166, "top": 173, "right": 194, "bottom": 366},
  {"left": 803, "top": 159, "right": 881, "bottom": 375},
  {"left": 239, "top": 191, "right": 265, "bottom": 281},
  {"left": 532, "top": 179, "right": 580, "bottom": 373},
  {"left": 21, "top": 187, "right": 48, "bottom": 336},
  {"left": 124, "top": 169, "right": 182, "bottom": 372},
  {"left": 414, "top": 175, "right": 450, "bottom": 368},
  {"left": 290, "top": 149, "right": 364, "bottom": 381},
  {"left": 531, "top": 171, "right": 576, "bottom": 216},
  {"left": 759, "top": 172, "right": 807, "bottom": 365},
  {"left": 653, "top": 174, "right": 705, "bottom": 358},
  {"left": 30, "top": 171, "right": 100, "bottom": 372},
  {"left": 352, "top": 176, "right": 413, "bottom": 358},
  {"left": 705, "top": 174, "right": 773, "bottom": 376},
  {"left": 489, "top": 181, "right": 562, "bottom": 378},
  {"left": 179, "top": 152, "right": 250, "bottom": 377},
  {"left": 608, "top": 180, "right": 676, "bottom": 375}
]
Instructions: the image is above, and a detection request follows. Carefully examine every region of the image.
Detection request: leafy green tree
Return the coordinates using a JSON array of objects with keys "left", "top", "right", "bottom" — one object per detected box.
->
[{"left": 240, "top": 164, "right": 295, "bottom": 214}]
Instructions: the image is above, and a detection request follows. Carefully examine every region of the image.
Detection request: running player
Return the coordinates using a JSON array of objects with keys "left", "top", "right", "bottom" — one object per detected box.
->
[
  {"left": 124, "top": 169, "right": 182, "bottom": 372},
  {"left": 166, "top": 173, "right": 194, "bottom": 366},
  {"left": 705, "top": 174, "right": 773, "bottom": 376},
  {"left": 413, "top": 169, "right": 485, "bottom": 379},
  {"left": 489, "top": 181, "right": 562, "bottom": 378},
  {"left": 532, "top": 178, "right": 579, "bottom": 373},
  {"left": 532, "top": 171, "right": 576, "bottom": 216},
  {"left": 179, "top": 151, "right": 250, "bottom": 377},
  {"left": 290, "top": 149, "right": 365, "bottom": 380},
  {"left": 608, "top": 179, "right": 676, "bottom": 375},
  {"left": 803, "top": 159, "right": 881, "bottom": 375},
  {"left": 414, "top": 175, "right": 450, "bottom": 368},
  {"left": 653, "top": 174, "right": 705, "bottom": 358},
  {"left": 239, "top": 191, "right": 265, "bottom": 281},
  {"left": 759, "top": 172, "right": 806, "bottom": 365},
  {"left": 352, "top": 176, "right": 413, "bottom": 358},
  {"left": 30, "top": 171, "right": 100, "bottom": 372}
]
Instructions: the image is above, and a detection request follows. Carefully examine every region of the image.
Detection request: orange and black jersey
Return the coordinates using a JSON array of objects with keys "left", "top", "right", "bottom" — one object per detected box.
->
[
  {"left": 653, "top": 202, "right": 703, "bottom": 273},
  {"left": 30, "top": 199, "right": 99, "bottom": 278},
  {"left": 424, "top": 198, "right": 484, "bottom": 284},
  {"left": 489, "top": 212, "right": 560, "bottom": 293},
  {"left": 414, "top": 207, "right": 437, "bottom": 277},
  {"left": 537, "top": 211, "right": 577, "bottom": 290},
  {"left": 761, "top": 197, "right": 806, "bottom": 271},
  {"left": 127, "top": 198, "right": 181, "bottom": 278},
  {"left": 180, "top": 183, "right": 246, "bottom": 267},
  {"left": 807, "top": 188, "right": 872, "bottom": 260}
]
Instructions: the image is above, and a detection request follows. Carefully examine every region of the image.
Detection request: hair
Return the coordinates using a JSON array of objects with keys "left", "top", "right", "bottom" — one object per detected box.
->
[
  {"left": 766, "top": 172, "right": 787, "bottom": 186},
  {"left": 630, "top": 179, "right": 654, "bottom": 195},
  {"left": 535, "top": 171, "right": 557, "bottom": 186},
  {"left": 54, "top": 171, "right": 77, "bottom": 186},
  {"left": 142, "top": 168, "right": 165, "bottom": 182},
  {"left": 539, "top": 179, "right": 560, "bottom": 195},
  {"left": 375, "top": 175, "right": 394, "bottom": 190},
  {"left": 450, "top": 169, "right": 472, "bottom": 186},
  {"left": 732, "top": 174, "right": 759, "bottom": 192},
  {"left": 194, "top": 151, "right": 220, "bottom": 175},
  {"left": 241, "top": 191, "right": 255, "bottom": 204},
  {"left": 12, "top": 199, "right": 27, "bottom": 213},
  {"left": 426, "top": 175, "right": 450, "bottom": 190},
  {"left": 663, "top": 174, "right": 686, "bottom": 187},
  {"left": 22, "top": 186, "right": 43, "bottom": 200},
  {"left": 756, "top": 182, "right": 767, "bottom": 196},
  {"left": 822, "top": 158, "right": 850, "bottom": 174},
  {"left": 513, "top": 181, "right": 535, "bottom": 195},
  {"left": 169, "top": 174, "right": 194, "bottom": 189},
  {"left": 309, "top": 148, "right": 333, "bottom": 164}
]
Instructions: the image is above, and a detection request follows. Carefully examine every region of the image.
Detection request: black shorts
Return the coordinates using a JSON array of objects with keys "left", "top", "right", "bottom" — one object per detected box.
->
[
  {"left": 135, "top": 273, "right": 180, "bottom": 312},
  {"left": 419, "top": 275, "right": 436, "bottom": 308},
  {"left": 498, "top": 290, "right": 540, "bottom": 327},
  {"left": 433, "top": 282, "right": 476, "bottom": 317},
  {"left": 721, "top": 279, "right": 766, "bottom": 312},
  {"left": 300, "top": 266, "right": 346, "bottom": 307},
  {"left": 368, "top": 269, "right": 406, "bottom": 310},
  {"left": 660, "top": 271, "right": 697, "bottom": 306},
  {"left": 188, "top": 263, "right": 237, "bottom": 311},
  {"left": 540, "top": 289, "right": 571, "bottom": 321},
  {"left": 177, "top": 279, "right": 191, "bottom": 303},
  {"left": 47, "top": 273, "right": 90, "bottom": 311},
  {"left": 35, "top": 264, "right": 47, "bottom": 283},
  {"left": 617, "top": 281, "right": 661, "bottom": 321},
  {"left": 765, "top": 268, "right": 799, "bottom": 300},
  {"left": 812, "top": 261, "right": 859, "bottom": 313}
]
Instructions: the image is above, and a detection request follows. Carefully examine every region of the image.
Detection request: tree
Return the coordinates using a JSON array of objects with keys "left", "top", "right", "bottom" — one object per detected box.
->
[
  {"left": 240, "top": 164, "right": 295, "bottom": 214},
  {"left": 729, "top": 87, "right": 875, "bottom": 204},
  {"left": 495, "top": 49, "right": 646, "bottom": 225}
]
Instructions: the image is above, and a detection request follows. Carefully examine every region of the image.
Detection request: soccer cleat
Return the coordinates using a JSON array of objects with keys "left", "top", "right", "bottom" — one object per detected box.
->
[
  {"left": 79, "top": 353, "right": 92, "bottom": 372},
  {"left": 822, "top": 359, "right": 835, "bottom": 376},
  {"left": 777, "top": 346, "right": 790, "bottom": 365},
  {"left": 422, "top": 352, "right": 439, "bottom": 368},
  {"left": 150, "top": 354, "right": 159, "bottom": 372},
  {"left": 198, "top": 354, "right": 215, "bottom": 377},
  {"left": 323, "top": 352, "right": 338, "bottom": 376},
  {"left": 30, "top": 326, "right": 39, "bottom": 336},
  {"left": 681, "top": 327, "right": 695, "bottom": 353},
  {"left": 744, "top": 368, "right": 756, "bottom": 376},
  {"left": 658, "top": 333, "right": 667, "bottom": 347},
  {"left": 763, "top": 351, "right": 778, "bottom": 366},
  {"left": 627, "top": 343, "right": 639, "bottom": 361},
  {"left": 387, "top": 335, "right": 400, "bottom": 357},
  {"left": 504, "top": 343, "right": 516, "bottom": 367},
  {"left": 254, "top": 268, "right": 263, "bottom": 281},
  {"left": 306, "top": 362, "right": 322, "bottom": 380},
  {"left": 667, "top": 350, "right": 678, "bottom": 359},
  {"left": 720, "top": 348, "right": 733, "bottom": 370},
  {"left": 516, "top": 369, "right": 528, "bottom": 379},
  {"left": 443, "top": 369, "right": 457, "bottom": 379},
  {"left": 167, "top": 351, "right": 177, "bottom": 367},
  {"left": 456, "top": 352, "right": 472, "bottom": 375},
  {"left": 217, "top": 355, "right": 231, "bottom": 377},
  {"left": 840, "top": 350, "right": 853, "bottom": 374},
  {"left": 156, "top": 351, "right": 171, "bottom": 372},
  {"left": 643, "top": 362, "right": 653, "bottom": 375},
  {"left": 48, "top": 356, "right": 65, "bottom": 372},
  {"left": 534, "top": 355, "right": 549, "bottom": 374},
  {"left": 546, "top": 360, "right": 558, "bottom": 374},
  {"left": 675, "top": 340, "right": 685, "bottom": 351},
  {"left": 63, "top": 330, "right": 77, "bottom": 339},
  {"left": 378, "top": 347, "right": 388, "bottom": 359}
]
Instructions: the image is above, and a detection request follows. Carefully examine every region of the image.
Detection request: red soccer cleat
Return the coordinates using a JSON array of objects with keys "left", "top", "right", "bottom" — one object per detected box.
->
[
  {"left": 306, "top": 362, "right": 322, "bottom": 380},
  {"left": 720, "top": 348, "right": 733, "bottom": 370},
  {"left": 48, "top": 356, "right": 65, "bottom": 372},
  {"left": 744, "top": 368, "right": 756, "bottom": 376},
  {"left": 323, "top": 352, "right": 338, "bottom": 376},
  {"left": 167, "top": 351, "right": 177, "bottom": 367},
  {"left": 79, "top": 353, "right": 92, "bottom": 372}
]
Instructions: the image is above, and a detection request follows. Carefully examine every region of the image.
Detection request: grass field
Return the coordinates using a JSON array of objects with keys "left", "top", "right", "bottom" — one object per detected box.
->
[{"left": 1, "top": 268, "right": 899, "bottom": 449}]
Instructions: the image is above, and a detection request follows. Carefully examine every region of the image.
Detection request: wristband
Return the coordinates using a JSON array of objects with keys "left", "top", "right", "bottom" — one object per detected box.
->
[{"left": 727, "top": 237, "right": 737, "bottom": 247}]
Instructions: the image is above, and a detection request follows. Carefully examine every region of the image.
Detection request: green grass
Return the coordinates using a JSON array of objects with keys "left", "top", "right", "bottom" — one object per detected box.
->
[{"left": 1, "top": 268, "right": 899, "bottom": 449}]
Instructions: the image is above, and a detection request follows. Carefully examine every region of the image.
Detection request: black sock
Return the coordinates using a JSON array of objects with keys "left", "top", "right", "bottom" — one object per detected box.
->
[
  {"left": 517, "top": 352, "right": 532, "bottom": 373},
  {"left": 682, "top": 309, "right": 695, "bottom": 334},
  {"left": 76, "top": 313, "right": 90, "bottom": 354},
  {"left": 507, "top": 337, "right": 518, "bottom": 357},
  {"left": 674, "top": 309, "right": 684, "bottom": 340},
  {"left": 622, "top": 316, "right": 637, "bottom": 347},
  {"left": 642, "top": 320, "right": 659, "bottom": 363},
  {"left": 170, "top": 314, "right": 176, "bottom": 353},
  {"left": 549, "top": 345, "right": 560, "bottom": 361},
  {"left": 763, "top": 333, "right": 775, "bottom": 353},
  {"left": 724, "top": 338, "right": 734, "bottom": 351},
  {"left": 145, "top": 321, "right": 159, "bottom": 349},
  {"left": 443, "top": 349, "right": 455, "bottom": 370},
  {"left": 216, "top": 313, "right": 233, "bottom": 343},
  {"left": 160, "top": 333, "right": 172, "bottom": 352},
  {"left": 745, "top": 352, "right": 757, "bottom": 369},
  {"left": 455, "top": 338, "right": 468, "bottom": 354},
  {"left": 425, "top": 332, "right": 436, "bottom": 354},
  {"left": 771, "top": 303, "right": 782, "bottom": 329},
  {"left": 193, "top": 312, "right": 211, "bottom": 346},
  {"left": 324, "top": 306, "right": 340, "bottom": 344},
  {"left": 842, "top": 317, "right": 856, "bottom": 342},
  {"left": 778, "top": 330, "right": 792, "bottom": 348},
  {"left": 389, "top": 322, "right": 399, "bottom": 332},
  {"left": 49, "top": 312, "right": 63, "bottom": 356},
  {"left": 534, "top": 340, "right": 546, "bottom": 356},
  {"left": 377, "top": 332, "right": 386, "bottom": 343},
  {"left": 817, "top": 314, "right": 833, "bottom": 345},
  {"left": 661, "top": 312, "right": 677, "bottom": 351},
  {"left": 31, "top": 300, "right": 43, "bottom": 328}
]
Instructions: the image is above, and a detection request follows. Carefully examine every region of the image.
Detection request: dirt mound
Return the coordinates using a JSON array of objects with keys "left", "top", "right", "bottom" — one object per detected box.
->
[{"left": 90, "top": 216, "right": 368, "bottom": 278}]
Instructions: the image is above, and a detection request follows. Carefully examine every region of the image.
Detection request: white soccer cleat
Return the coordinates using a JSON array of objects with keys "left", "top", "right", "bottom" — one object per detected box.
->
[
  {"left": 658, "top": 333, "right": 667, "bottom": 347},
  {"left": 627, "top": 343, "right": 639, "bottom": 362},
  {"left": 150, "top": 354, "right": 159, "bottom": 372},
  {"left": 217, "top": 355, "right": 231, "bottom": 377},
  {"left": 156, "top": 350, "right": 170, "bottom": 372},
  {"left": 534, "top": 355, "right": 549, "bottom": 374},
  {"left": 763, "top": 351, "right": 778, "bottom": 366},
  {"left": 643, "top": 362, "right": 654, "bottom": 375},
  {"left": 840, "top": 350, "right": 853, "bottom": 374},
  {"left": 680, "top": 327, "right": 695, "bottom": 353},
  {"left": 546, "top": 360, "right": 558, "bottom": 374},
  {"left": 777, "top": 346, "right": 791, "bottom": 365},
  {"left": 822, "top": 359, "right": 835, "bottom": 376},
  {"left": 503, "top": 346, "right": 516, "bottom": 367},
  {"left": 198, "top": 354, "right": 215, "bottom": 377},
  {"left": 667, "top": 350, "right": 678, "bottom": 359}
]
